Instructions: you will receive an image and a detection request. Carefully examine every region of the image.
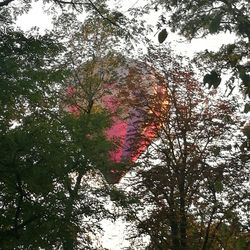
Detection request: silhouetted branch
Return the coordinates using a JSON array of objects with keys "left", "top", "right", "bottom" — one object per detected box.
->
[
  {"left": 86, "top": 0, "right": 120, "bottom": 27},
  {"left": 0, "top": 0, "right": 15, "bottom": 7}
]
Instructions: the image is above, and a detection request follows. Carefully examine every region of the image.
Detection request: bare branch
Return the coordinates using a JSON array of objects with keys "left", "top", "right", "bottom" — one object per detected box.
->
[{"left": 53, "top": 0, "right": 121, "bottom": 28}]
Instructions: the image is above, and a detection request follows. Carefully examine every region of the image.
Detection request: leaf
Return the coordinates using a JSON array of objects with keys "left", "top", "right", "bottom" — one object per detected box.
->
[
  {"left": 242, "top": 123, "right": 250, "bottom": 139},
  {"left": 236, "top": 237, "right": 246, "bottom": 250},
  {"left": 110, "top": 189, "right": 128, "bottom": 206},
  {"left": 220, "top": 223, "right": 229, "bottom": 234},
  {"left": 225, "top": 144, "right": 232, "bottom": 151},
  {"left": 158, "top": 29, "right": 168, "bottom": 43},
  {"left": 212, "top": 146, "right": 220, "bottom": 156},
  {"left": 209, "top": 15, "right": 222, "bottom": 34},
  {"left": 203, "top": 70, "right": 221, "bottom": 88},
  {"left": 237, "top": 21, "right": 250, "bottom": 39},
  {"left": 244, "top": 103, "right": 250, "bottom": 113},
  {"left": 214, "top": 180, "right": 223, "bottom": 192}
]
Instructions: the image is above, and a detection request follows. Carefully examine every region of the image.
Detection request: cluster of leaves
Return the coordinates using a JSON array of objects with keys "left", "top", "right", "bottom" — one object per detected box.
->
[
  {"left": 1, "top": 0, "right": 155, "bottom": 246},
  {"left": 195, "top": 41, "right": 250, "bottom": 98},
  {"left": 140, "top": 0, "right": 250, "bottom": 101},
  {"left": 155, "top": 0, "right": 250, "bottom": 40}
]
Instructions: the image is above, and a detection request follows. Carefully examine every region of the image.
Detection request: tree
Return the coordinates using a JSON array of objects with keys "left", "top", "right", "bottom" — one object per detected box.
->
[
  {"left": 1, "top": 1, "right": 153, "bottom": 246},
  {"left": 0, "top": 7, "right": 115, "bottom": 249},
  {"left": 3, "top": 0, "right": 248, "bottom": 98},
  {"left": 147, "top": 0, "right": 250, "bottom": 99},
  {"left": 119, "top": 48, "right": 250, "bottom": 250}
]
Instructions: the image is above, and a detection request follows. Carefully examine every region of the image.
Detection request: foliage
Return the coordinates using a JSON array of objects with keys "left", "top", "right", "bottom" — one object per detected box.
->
[
  {"left": 1, "top": 0, "right": 249, "bottom": 249},
  {"left": 203, "top": 70, "right": 221, "bottom": 89},
  {"left": 194, "top": 41, "right": 250, "bottom": 98},
  {"left": 2, "top": 0, "right": 249, "bottom": 96},
  {"left": 0, "top": 0, "right": 107, "bottom": 14},
  {"left": 141, "top": 0, "right": 250, "bottom": 97},
  {"left": 152, "top": 0, "right": 250, "bottom": 40},
  {"left": 119, "top": 48, "right": 250, "bottom": 250},
  {"left": 0, "top": 6, "right": 115, "bottom": 249}
]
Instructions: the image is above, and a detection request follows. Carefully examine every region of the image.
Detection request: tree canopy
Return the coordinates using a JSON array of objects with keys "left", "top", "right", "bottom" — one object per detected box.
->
[
  {"left": 0, "top": 0, "right": 249, "bottom": 249},
  {"left": 118, "top": 47, "right": 250, "bottom": 250},
  {"left": 149, "top": 0, "right": 250, "bottom": 99},
  {"left": 0, "top": 4, "right": 118, "bottom": 249}
]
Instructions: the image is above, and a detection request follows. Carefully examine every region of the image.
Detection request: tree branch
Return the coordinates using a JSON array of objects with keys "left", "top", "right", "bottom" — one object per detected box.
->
[
  {"left": 0, "top": 0, "right": 15, "bottom": 7},
  {"left": 53, "top": 0, "right": 121, "bottom": 28},
  {"left": 14, "top": 173, "right": 24, "bottom": 239},
  {"left": 86, "top": 0, "right": 120, "bottom": 27},
  {"left": 202, "top": 206, "right": 217, "bottom": 250}
]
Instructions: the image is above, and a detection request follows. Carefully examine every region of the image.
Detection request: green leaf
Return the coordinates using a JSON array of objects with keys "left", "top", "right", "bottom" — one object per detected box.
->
[
  {"left": 237, "top": 20, "right": 250, "bottom": 39},
  {"left": 236, "top": 237, "right": 246, "bottom": 250},
  {"left": 209, "top": 15, "right": 222, "bottom": 34},
  {"left": 242, "top": 123, "right": 250, "bottom": 139},
  {"left": 214, "top": 180, "right": 223, "bottom": 192},
  {"left": 158, "top": 29, "right": 168, "bottom": 43},
  {"left": 212, "top": 146, "right": 221, "bottom": 156},
  {"left": 110, "top": 188, "right": 128, "bottom": 206}
]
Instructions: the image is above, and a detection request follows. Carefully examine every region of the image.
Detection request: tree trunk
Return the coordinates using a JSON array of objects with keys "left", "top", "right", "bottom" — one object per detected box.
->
[
  {"left": 179, "top": 160, "right": 187, "bottom": 250},
  {"left": 179, "top": 194, "right": 187, "bottom": 250},
  {"left": 170, "top": 218, "right": 180, "bottom": 250},
  {"left": 62, "top": 200, "right": 77, "bottom": 250}
]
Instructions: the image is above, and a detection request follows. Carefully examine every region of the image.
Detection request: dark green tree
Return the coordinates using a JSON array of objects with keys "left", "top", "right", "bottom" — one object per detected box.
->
[{"left": 0, "top": 7, "right": 115, "bottom": 249}]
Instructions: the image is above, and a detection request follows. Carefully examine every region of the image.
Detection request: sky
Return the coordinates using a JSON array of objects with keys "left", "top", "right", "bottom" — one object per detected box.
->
[
  {"left": 15, "top": 1, "right": 242, "bottom": 249},
  {"left": 16, "top": 1, "right": 236, "bottom": 57},
  {"left": 16, "top": 2, "right": 53, "bottom": 32}
]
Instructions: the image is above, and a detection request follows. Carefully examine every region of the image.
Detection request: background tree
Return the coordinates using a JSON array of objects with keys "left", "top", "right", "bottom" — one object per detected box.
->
[
  {"left": 118, "top": 48, "right": 250, "bottom": 250},
  {"left": 0, "top": 0, "right": 108, "bottom": 15},
  {"left": 0, "top": 6, "right": 116, "bottom": 249},
  {"left": 1, "top": 0, "right": 150, "bottom": 246}
]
